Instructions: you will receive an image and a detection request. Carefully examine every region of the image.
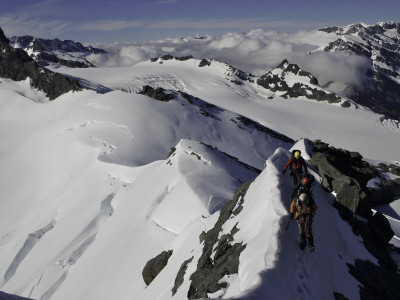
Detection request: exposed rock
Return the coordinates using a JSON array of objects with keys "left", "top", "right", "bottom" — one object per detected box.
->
[
  {"left": 138, "top": 85, "right": 175, "bottom": 102},
  {"left": 160, "top": 54, "right": 174, "bottom": 60},
  {"left": 308, "top": 140, "right": 377, "bottom": 217},
  {"left": 232, "top": 115, "right": 294, "bottom": 144},
  {"left": 367, "top": 211, "right": 395, "bottom": 245},
  {"left": 187, "top": 181, "right": 252, "bottom": 299},
  {"left": 172, "top": 256, "right": 194, "bottom": 295},
  {"left": 199, "top": 59, "right": 211, "bottom": 67},
  {"left": 334, "top": 292, "right": 350, "bottom": 300},
  {"left": 347, "top": 259, "right": 400, "bottom": 300},
  {"left": 9, "top": 35, "right": 105, "bottom": 68},
  {"left": 0, "top": 27, "right": 81, "bottom": 100},
  {"left": 257, "top": 59, "right": 341, "bottom": 103},
  {"left": 368, "top": 178, "right": 400, "bottom": 206},
  {"left": 142, "top": 250, "right": 173, "bottom": 286},
  {"left": 150, "top": 55, "right": 194, "bottom": 62}
]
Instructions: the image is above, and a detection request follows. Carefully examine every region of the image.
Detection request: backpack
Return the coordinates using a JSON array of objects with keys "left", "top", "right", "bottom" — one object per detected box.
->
[{"left": 296, "top": 193, "right": 313, "bottom": 217}]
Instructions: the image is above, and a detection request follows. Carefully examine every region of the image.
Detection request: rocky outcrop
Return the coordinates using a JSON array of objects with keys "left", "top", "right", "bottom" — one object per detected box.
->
[
  {"left": 172, "top": 256, "right": 194, "bottom": 295},
  {"left": 199, "top": 59, "right": 211, "bottom": 67},
  {"left": 308, "top": 138, "right": 399, "bottom": 299},
  {"left": 142, "top": 250, "right": 173, "bottom": 286},
  {"left": 187, "top": 181, "right": 251, "bottom": 299},
  {"left": 257, "top": 59, "right": 341, "bottom": 103},
  {"left": 138, "top": 85, "right": 175, "bottom": 102},
  {"left": 308, "top": 140, "right": 377, "bottom": 217},
  {"left": 0, "top": 27, "right": 81, "bottom": 100}
]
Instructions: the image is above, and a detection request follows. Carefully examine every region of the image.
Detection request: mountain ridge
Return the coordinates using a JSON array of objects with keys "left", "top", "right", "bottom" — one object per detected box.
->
[
  {"left": 0, "top": 27, "right": 81, "bottom": 100},
  {"left": 9, "top": 35, "right": 106, "bottom": 68}
]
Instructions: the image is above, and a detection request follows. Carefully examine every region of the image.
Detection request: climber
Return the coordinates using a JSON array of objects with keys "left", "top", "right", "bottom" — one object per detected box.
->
[
  {"left": 282, "top": 150, "right": 308, "bottom": 194},
  {"left": 290, "top": 178, "right": 317, "bottom": 251}
]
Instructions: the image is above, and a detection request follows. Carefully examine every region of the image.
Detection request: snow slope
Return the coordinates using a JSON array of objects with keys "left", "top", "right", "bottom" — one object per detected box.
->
[
  {"left": 0, "top": 77, "right": 273, "bottom": 299},
  {"left": 51, "top": 58, "right": 400, "bottom": 163}
]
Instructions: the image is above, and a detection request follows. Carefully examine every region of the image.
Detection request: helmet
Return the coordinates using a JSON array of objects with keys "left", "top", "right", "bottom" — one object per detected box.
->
[
  {"left": 302, "top": 177, "right": 309, "bottom": 186},
  {"left": 294, "top": 151, "right": 300, "bottom": 158},
  {"left": 299, "top": 193, "right": 309, "bottom": 202}
]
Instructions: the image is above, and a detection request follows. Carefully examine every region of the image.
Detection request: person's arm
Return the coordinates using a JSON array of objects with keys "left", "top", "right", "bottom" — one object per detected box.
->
[{"left": 283, "top": 158, "right": 292, "bottom": 174}]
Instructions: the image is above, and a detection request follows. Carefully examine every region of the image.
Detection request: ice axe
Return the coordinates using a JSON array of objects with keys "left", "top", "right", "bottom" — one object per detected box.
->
[{"left": 285, "top": 215, "right": 293, "bottom": 231}]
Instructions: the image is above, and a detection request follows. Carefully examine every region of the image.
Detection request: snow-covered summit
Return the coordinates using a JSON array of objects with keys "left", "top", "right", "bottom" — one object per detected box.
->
[
  {"left": 256, "top": 59, "right": 345, "bottom": 105},
  {"left": 318, "top": 22, "right": 400, "bottom": 119}
]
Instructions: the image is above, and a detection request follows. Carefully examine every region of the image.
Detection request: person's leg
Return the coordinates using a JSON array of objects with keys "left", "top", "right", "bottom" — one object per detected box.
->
[
  {"left": 298, "top": 222, "right": 307, "bottom": 249},
  {"left": 305, "top": 216, "right": 314, "bottom": 251}
]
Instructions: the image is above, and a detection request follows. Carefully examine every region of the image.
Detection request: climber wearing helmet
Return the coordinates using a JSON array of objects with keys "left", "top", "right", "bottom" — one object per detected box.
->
[
  {"left": 290, "top": 186, "right": 317, "bottom": 251},
  {"left": 282, "top": 150, "right": 308, "bottom": 194}
]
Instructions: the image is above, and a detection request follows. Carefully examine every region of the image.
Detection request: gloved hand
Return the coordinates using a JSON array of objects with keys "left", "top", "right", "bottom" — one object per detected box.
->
[{"left": 290, "top": 213, "right": 294, "bottom": 220}]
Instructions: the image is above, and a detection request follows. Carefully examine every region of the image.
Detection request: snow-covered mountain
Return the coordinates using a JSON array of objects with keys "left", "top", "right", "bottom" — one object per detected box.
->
[
  {"left": 0, "top": 23, "right": 400, "bottom": 300},
  {"left": 319, "top": 22, "right": 400, "bottom": 120},
  {"left": 0, "top": 28, "right": 81, "bottom": 100},
  {"left": 9, "top": 36, "right": 106, "bottom": 68}
]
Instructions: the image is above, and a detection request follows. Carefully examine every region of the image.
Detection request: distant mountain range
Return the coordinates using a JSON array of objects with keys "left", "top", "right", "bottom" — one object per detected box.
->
[
  {"left": 5, "top": 22, "right": 400, "bottom": 120},
  {"left": 9, "top": 35, "right": 106, "bottom": 68},
  {"left": 319, "top": 22, "right": 400, "bottom": 120},
  {"left": 0, "top": 28, "right": 81, "bottom": 100}
]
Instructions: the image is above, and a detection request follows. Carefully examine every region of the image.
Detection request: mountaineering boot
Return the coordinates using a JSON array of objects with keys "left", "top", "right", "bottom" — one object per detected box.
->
[
  {"left": 300, "top": 234, "right": 307, "bottom": 250},
  {"left": 308, "top": 236, "right": 314, "bottom": 252}
]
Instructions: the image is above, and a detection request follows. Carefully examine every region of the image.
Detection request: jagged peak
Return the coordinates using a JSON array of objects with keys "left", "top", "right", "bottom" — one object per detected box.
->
[
  {"left": 0, "top": 27, "right": 10, "bottom": 45},
  {"left": 319, "top": 21, "right": 400, "bottom": 36},
  {"left": 262, "top": 59, "right": 318, "bottom": 85}
]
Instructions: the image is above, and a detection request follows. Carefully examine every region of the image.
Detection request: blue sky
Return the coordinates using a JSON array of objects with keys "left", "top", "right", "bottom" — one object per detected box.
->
[{"left": 0, "top": 0, "right": 399, "bottom": 43}]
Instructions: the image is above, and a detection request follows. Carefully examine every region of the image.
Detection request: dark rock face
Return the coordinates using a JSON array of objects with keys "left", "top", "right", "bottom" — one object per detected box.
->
[
  {"left": 309, "top": 140, "right": 377, "bottom": 216},
  {"left": 368, "top": 211, "right": 395, "bottom": 245},
  {"left": 257, "top": 59, "right": 341, "bottom": 103},
  {"left": 9, "top": 35, "right": 105, "bottom": 68},
  {"left": 0, "top": 27, "right": 81, "bottom": 100},
  {"left": 142, "top": 250, "right": 173, "bottom": 286},
  {"left": 199, "top": 59, "right": 211, "bottom": 67},
  {"left": 347, "top": 259, "right": 400, "bottom": 300},
  {"left": 320, "top": 22, "right": 400, "bottom": 120},
  {"left": 138, "top": 85, "right": 175, "bottom": 102},
  {"left": 336, "top": 203, "right": 399, "bottom": 300},
  {"left": 187, "top": 181, "right": 251, "bottom": 299},
  {"left": 172, "top": 256, "right": 194, "bottom": 295},
  {"left": 368, "top": 177, "right": 400, "bottom": 206}
]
